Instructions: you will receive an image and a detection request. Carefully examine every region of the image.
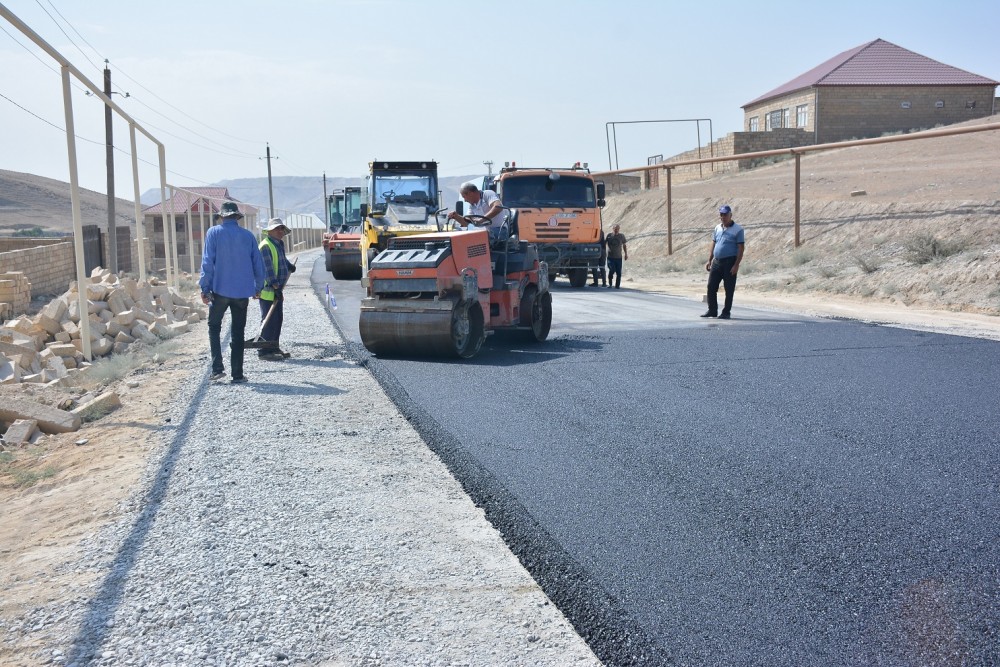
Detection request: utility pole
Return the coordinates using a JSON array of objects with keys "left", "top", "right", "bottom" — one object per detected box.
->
[
  {"left": 263, "top": 143, "right": 276, "bottom": 219},
  {"left": 322, "top": 172, "right": 328, "bottom": 227},
  {"left": 483, "top": 160, "right": 494, "bottom": 177},
  {"left": 104, "top": 62, "right": 117, "bottom": 274}
]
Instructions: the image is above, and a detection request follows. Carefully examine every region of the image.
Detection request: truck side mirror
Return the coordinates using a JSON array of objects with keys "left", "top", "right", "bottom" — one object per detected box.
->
[
  {"left": 360, "top": 203, "right": 369, "bottom": 218},
  {"left": 596, "top": 181, "right": 606, "bottom": 208},
  {"left": 454, "top": 200, "right": 465, "bottom": 216}
]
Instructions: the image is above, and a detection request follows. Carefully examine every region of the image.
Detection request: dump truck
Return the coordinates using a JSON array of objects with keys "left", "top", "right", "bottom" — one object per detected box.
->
[
  {"left": 360, "top": 160, "right": 446, "bottom": 284},
  {"left": 359, "top": 216, "right": 552, "bottom": 359},
  {"left": 322, "top": 186, "right": 364, "bottom": 280},
  {"left": 493, "top": 163, "right": 606, "bottom": 288}
]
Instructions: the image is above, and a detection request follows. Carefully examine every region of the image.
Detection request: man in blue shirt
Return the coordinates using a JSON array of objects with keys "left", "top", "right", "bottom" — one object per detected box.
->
[
  {"left": 200, "top": 201, "right": 265, "bottom": 383},
  {"left": 701, "top": 204, "right": 745, "bottom": 319}
]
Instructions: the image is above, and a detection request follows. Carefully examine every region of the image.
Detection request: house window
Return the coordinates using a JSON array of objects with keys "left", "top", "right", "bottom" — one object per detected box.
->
[
  {"left": 766, "top": 110, "right": 783, "bottom": 130},
  {"left": 153, "top": 217, "right": 163, "bottom": 233},
  {"left": 749, "top": 116, "right": 759, "bottom": 132},
  {"left": 782, "top": 108, "right": 791, "bottom": 129},
  {"left": 935, "top": 100, "right": 945, "bottom": 108},
  {"left": 796, "top": 104, "right": 809, "bottom": 127}
]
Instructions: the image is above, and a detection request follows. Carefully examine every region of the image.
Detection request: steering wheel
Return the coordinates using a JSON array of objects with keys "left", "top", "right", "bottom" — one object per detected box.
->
[
  {"left": 464, "top": 214, "right": 492, "bottom": 227},
  {"left": 381, "top": 190, "right": 395, "bottom": 201}
]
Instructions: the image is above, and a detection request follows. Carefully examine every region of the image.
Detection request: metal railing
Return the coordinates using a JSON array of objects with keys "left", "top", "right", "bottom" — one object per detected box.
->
[{"left": 592, "top": 120, "right": 1000, "bottom": 253}]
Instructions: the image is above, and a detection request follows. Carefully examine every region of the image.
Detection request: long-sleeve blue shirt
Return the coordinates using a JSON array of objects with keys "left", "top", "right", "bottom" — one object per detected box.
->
[{"left": 199, "top": 219, "right": 265, "bottom": 299}]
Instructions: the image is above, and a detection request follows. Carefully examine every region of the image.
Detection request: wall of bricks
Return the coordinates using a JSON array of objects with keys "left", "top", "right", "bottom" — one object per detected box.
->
[
  {"left": 645, "top": 128, "right": 814, "bottom": 189},
  {"left": 0, "top": 241, "right": 75, "bottom": 304},
  {"left": 744, "top": 85, "right": 995, "bottom": 144}
]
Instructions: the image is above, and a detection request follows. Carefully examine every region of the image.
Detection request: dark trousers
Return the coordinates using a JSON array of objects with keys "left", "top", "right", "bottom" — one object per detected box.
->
[
  {"left": 207, "top": 295, "right": 249, "bottom": 378},
  {"left": 591, "top": 261, "right": 606, "bottom": 285},
  {"left": 707, "top": 256, "right": 738, "bottom": 315},
  {"left": 258, "top": 293, "right": 284, "bottom": 353},
  {"left": 607, "top": 257, "right": 623, "bottom": 287}
]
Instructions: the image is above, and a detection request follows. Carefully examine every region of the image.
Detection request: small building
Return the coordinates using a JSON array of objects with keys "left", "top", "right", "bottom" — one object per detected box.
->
[
  {"left": 742, "top": 38, "right": 998, "bottom": 144},
  {"left": 141, "top": 187, "right": 260, "bottom": 275}
]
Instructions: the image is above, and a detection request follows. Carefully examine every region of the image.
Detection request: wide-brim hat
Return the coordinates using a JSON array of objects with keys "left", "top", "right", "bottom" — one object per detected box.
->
[{"left": 263, "top": 218, "right": 290, "bottom": 232}]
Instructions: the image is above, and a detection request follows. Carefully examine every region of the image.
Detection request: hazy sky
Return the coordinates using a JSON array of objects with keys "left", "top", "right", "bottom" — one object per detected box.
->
[{"left": 2, "top": 0, "right": 998, "bottom": 196}]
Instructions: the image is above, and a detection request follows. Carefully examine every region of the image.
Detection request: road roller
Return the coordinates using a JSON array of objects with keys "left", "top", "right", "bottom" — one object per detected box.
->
[{"left": 359, "top": 217, "right": 552, "bottom": 359}]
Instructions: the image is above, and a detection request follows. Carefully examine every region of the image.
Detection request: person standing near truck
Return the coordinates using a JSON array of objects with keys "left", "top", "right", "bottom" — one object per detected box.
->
[
  {"left": 605, "top": 224, "right": 628, "bottom": 288},
  {"left": 701, "top": 204, "right": 745, "bottom": 319}
]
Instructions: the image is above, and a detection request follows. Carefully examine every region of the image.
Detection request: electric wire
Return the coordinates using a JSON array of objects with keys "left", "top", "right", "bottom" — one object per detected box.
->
[{"left": 32, "top": 0, "right": 101, "bottom": 75}]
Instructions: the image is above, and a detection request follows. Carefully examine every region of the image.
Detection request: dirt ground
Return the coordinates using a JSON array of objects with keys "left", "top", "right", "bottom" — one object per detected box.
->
[{"left": 2, "top": 116, "right": 999, "bottom": 658}]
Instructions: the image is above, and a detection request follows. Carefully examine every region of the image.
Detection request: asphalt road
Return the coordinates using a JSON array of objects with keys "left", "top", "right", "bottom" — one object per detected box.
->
[{"left": 313, "top": 255, "right": 1000, "bottom": 666}]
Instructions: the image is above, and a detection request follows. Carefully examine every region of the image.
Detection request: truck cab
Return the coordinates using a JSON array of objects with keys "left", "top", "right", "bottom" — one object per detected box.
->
[
  {"left": 494, "top": 163, "right": 606, "bottom": 288},
  {"left": 323, "top": 186, "right": 365, "bottom": 279}
]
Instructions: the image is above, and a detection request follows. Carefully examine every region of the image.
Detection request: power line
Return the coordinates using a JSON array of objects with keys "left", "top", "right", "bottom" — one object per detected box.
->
[
  {"left": 32, "top": 0, "right": 101, "bottom": 75},
  {"left": 0, "top": 22, "right": 89, "bottom": 94}
]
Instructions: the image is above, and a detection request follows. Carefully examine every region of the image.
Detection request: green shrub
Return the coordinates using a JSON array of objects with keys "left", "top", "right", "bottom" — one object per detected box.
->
[
  {"left": 905, "top": 234, "right": 967, "bottom": 265},
  {"left": 853, "top": 254, "right": 882, "bottom": 274}
]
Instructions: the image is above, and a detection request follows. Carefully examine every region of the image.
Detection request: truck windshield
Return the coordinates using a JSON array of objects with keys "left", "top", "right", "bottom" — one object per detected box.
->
[
  {"left": 345, "top": 189, "right": 364, "bottom": 225},
  {"left": 500, "top": 175, "right": 596, "bottom": 208},
  {"left": 371, "top": 171, "right": 438, "bottom": 213}
]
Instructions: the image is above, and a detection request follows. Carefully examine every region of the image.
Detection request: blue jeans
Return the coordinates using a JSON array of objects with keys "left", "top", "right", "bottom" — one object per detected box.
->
[
  {"left": 607, "top": 257, "right": 623, "bottom": 287},
  {"left": 207, "top": 294, "right": 249, "bottom": 378}
]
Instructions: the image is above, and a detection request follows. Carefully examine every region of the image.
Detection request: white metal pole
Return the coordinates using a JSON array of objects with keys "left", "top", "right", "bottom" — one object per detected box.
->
[
  {"left": 157, "top": 147, "right": 172, "bottom": 285},
  {"left": 185, "top": 190, "right": 195, "bottom": 274},
  {"left": 198, "top": 197, "right": 205, "bottom": 273},
  {"left": 169, "top": 186, "right": 180, "bottom": 285},
  {"left": 129, "top": 123, "right": 146, "bottom": 281},
  {"left": 61, "top": 65, "right": 92, "bottom": 361}
]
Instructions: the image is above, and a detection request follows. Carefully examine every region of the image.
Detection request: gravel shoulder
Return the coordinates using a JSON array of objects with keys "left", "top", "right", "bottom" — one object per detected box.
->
[{"left": 0, "top": 253, "right": 599, "bottom": 666}]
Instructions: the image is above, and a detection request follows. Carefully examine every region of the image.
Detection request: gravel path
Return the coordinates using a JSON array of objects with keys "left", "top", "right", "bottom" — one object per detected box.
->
[{"left": 29, "top": 256, "right": 599, "bottom": 666}]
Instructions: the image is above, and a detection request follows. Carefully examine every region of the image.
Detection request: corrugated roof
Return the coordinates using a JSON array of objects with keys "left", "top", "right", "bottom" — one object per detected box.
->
[
  {"left": 744, "top": 38, "right": 998, "bottom": 107},
  {"left": 142, "top": 187, "right": 259, "bottom": 217}
]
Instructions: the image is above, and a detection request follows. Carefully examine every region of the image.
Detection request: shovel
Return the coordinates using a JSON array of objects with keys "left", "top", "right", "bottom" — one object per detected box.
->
[{"left": 243, "top": 296, "right": 280, "bottom": 349}]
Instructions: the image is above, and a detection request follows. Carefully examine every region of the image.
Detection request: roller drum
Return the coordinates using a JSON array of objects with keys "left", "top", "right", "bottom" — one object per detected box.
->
[{"left": 359, "top": 299, "right": 485, "bottom": 358}]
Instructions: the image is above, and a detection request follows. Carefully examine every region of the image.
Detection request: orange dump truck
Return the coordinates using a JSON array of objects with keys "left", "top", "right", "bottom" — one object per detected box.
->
[{"left": 493, "top": 163, "right": 606, "bottom": 288}]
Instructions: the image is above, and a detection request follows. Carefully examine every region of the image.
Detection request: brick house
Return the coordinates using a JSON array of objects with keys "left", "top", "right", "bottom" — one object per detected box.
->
[
  {"left": 742, "top": 38, "right": 998, "bottom": 144},
  {"left": 141, "top": 187, "right": 259, "bottom": 275}
]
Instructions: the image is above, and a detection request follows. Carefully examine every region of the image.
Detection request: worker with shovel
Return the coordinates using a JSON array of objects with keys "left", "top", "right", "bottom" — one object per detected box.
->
[{"left": 255, "top": 218, "right": 297, "bottom": 361}]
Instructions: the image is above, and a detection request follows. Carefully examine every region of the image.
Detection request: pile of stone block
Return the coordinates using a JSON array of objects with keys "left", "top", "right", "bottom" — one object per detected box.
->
[
  {"left": 0, "top": 267, "right": 207, "bottom": 387},
  {"left": 0, "top": 271, "right": 30, "bottom": 321}
]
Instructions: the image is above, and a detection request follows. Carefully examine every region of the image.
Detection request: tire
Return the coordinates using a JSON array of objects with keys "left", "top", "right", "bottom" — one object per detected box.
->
[
  {"left": 451, "top": 301, "right": 486, "bottom": 358},
  {"left": 548, "top": 271, "right": 557, "bottom": 284},
  {"left": 568, "top": 267, "right": 588, "bottom": 288},
  {"left": 325, "top": 249, "right": 335, "bottom": 272},
  {"left": 519, "top": 286, "right": 552, "bottom": 342}
]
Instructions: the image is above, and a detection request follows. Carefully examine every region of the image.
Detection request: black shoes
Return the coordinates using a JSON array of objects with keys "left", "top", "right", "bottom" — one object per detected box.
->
[
  {"left": 700, "top": 311, "right": 717, "bottom": 318},
  {"left": 259, "top": 352, "right": 285, "bottom": 361},
  {"left": 231, "top": 376, "right": 248, "bottom": 384},
  {"left": 210, "top": 371, "right": 226, "bottom": 381},
  {"left": 590, "top": 282, "right": 599, "bottom": 286},
  {"left": 718, "top": 312, "right": 731, "bottom": 319}
]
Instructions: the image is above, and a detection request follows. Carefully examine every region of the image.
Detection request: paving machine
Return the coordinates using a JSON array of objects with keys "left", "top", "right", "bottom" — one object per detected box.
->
[
  {"left": 359, "top": 216, "right": 552, "bottom": 359},
  {"left": 360, "top": 160, "right": 446, "bottom": 282},
  {"left": 323, "top": 186, "right": 364, "bottom": 279}
]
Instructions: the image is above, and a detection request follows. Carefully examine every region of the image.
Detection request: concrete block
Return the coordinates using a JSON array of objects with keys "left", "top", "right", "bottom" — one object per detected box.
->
[
  {"left": 71, "top": 391, "right": 121, "bottom": 421},
  {"left": 3, "top": 419, "right": 38, "bottom": 445},
  {"left": 36, "top": 313, "right": 63, "bottom": 336}
]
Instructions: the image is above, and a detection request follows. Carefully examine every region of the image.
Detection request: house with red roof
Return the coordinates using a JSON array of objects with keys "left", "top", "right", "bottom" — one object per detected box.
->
[
  {"left": 742, "top": 38, "right": 998, "bottom": 144},
  {"left": 141, "top": 187, "right": 260, "bottom": 274}
]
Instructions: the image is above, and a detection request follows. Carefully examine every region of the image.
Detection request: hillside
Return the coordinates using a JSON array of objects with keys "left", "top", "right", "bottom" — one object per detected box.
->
[
  {"left": 0, "top": 169, "right": 136, "bottom": 236},
  {"left": 603, "top": 114, "right": 1000, "bottom": 323}
]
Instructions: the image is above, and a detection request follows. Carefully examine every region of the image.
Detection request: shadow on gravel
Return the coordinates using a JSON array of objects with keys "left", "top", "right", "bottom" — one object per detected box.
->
[{"left": 66, "top": 356, "right": 213, "bottom": 664}]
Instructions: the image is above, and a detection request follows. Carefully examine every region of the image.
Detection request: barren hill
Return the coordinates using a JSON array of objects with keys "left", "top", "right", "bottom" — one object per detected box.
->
[{"left": 0, "top": 169, "right": 136, "bottom": 236}]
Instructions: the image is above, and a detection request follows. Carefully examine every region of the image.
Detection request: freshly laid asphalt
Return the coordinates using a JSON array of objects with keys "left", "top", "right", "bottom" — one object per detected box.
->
[{"left": 322, "top": 254, "right": 1000, "bottom": 666}]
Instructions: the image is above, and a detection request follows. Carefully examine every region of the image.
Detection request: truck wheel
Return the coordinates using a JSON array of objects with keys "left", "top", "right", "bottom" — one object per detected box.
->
[
  {"left": 519, "top": 286, "right": 552, "bottom": 342},
  {"left": 325, "top": 249, "right": 335, "bottom": 272},
  {"left": 568, "top": 267, "right": 588, "bottom": 288}
]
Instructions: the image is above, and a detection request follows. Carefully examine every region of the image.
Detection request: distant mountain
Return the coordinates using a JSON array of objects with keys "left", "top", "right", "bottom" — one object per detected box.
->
[
  {"left": 0, "top": 169, "right": 137, "bottom": 236},
  {"left": 140, "top": 175, "right": 486, "bottom": 219}
]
